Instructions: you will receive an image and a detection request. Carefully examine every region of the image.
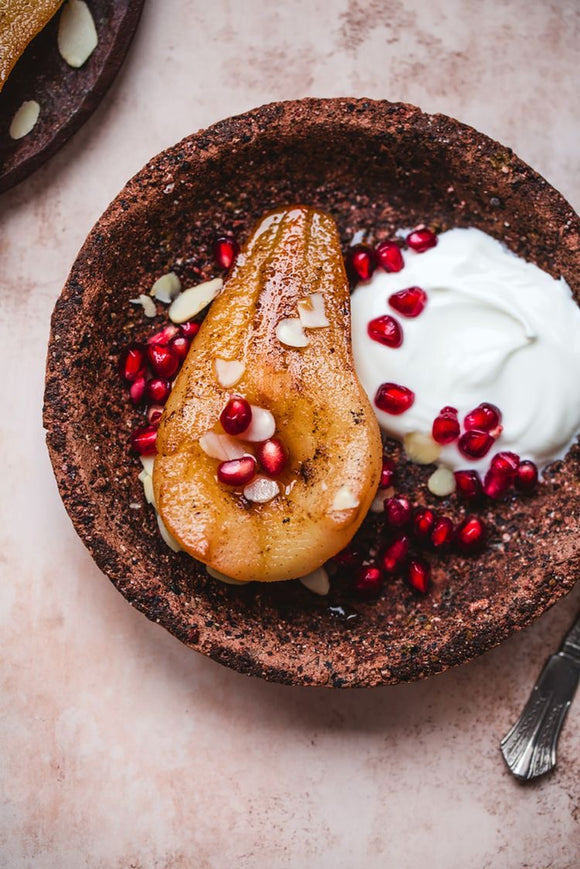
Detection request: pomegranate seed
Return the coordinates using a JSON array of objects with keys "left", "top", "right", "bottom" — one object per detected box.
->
[
  {"left": 217, "top": 455, "right": 256, "bottom": 486},
  {"left": 432, "top": 413, "right": 460, "bottom": 444},
  {"left": 130, "top": 425, "right": 157, "bottom": 456},
  {"left": 483, "top": 469, "right": 511, "bottom": 500},
  {"left": 180, "top": 321, "right": 200, "bottom": 339},
  {"left": 333, "top": 545, "right": 363, "bottom": 567},
  {"left": 256, "top": 438, "right": 288, "bottom": 477},
  {"left": 375, "top": 382, "right": 415, "bottom": 415},
  {"left": 412, "top": 507, "right": 436, "bottom": 543},
  {"left": 147, "top": 405, "right": 164, "bottom": 426},
  {"left": 367, "top": 315, "right": 403, "bottom": 348},
  {"left": 384, "top": 496, "right": 412, "bottom": 528},
  {"left": 455, "top": 516, "right": 487, "bottom": 554},
  {"left": 379, "top": 457, "right": 396, "bottom": 489},
  {"left": 220, "top": 396, "right": 252, "bottom": 435},
  {"left": 388, "top": 286, "right": 427, "bottom": 318},
  {"left": 145, "top": 377, "right": 171, "bottom": 405},
  {"left": 464, "top": 402, "right": 502, "bottom": 433},
  {"left": 441, "top": 406, "right": 458, "bottom": 415},
  {"left": 214, "top": 236, "right": 239, "bottom": 270},
  {"left": 146, "top": 344, "right": 179, "bottom": 380},
  {"left": 346, "top": 244, "right": 377, "bottom": 283},
  {"left": 147, "top": 324, "right": 179, "bottom": 346},
  {"left": 375, "top": 241, "right": 404, "bottom": 273},
  {"left": 119, "top": 344, "right": 146, "bottom": 382},
  {"left": 129, "top": 375, "right": 146, "bottom": 406},
  {"left": 431, "top": 516, "right": 454, "bottom": 550},
  {"left": 515, "top": 460, "right": 539, "bottom": 493},
  {"left": 454, "top": 470, "right": 483, "bottom": 501},
  {"left": 406, "top": 557, "right": 431, "bottom": 594},
  {"left": 168, "top": 335, "right": 190, "bottom": 360},
  {"left": 380, "top": 535, "right": 409, "bottom": 574},
  {"left": 353, "top": 565, "right": 383, "bottom": 597},
  {"left": 458, "top": 430, "right": 494, "bottom": 459},
  {"left": 406, "top": 227, "right": 437, "bottom": 252},
  {"left": 490, "top": 451, "right": 520, "bottom": 481}
]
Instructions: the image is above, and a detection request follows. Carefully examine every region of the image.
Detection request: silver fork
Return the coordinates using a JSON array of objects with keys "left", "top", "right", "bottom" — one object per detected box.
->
[{"left": 500, "top": 610, "right": 580, "bottom": 781}]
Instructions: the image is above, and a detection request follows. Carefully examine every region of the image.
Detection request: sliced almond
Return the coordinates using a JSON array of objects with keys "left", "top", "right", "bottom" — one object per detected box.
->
[
  {"left": 299, "top": 567, "right": 330, "bottom": 595},
  {"left": 243, "top": 476, "right": 280, "bottom": 504},
  {"left": 404, "top": 431, "right": 441, "bottom": 465},
  {"left": 169, "top": 278, "right": 223, "bottom": 323},
  {"left": 57, "top": 0, "right": 98, "bottom": 69},
  {"left": 138, "top": 469, "right": 156, "bottom": 507},
  {"left": 242, "top": 406, "right": 276, "bottom": 442},
  {"left": 428, "top": 467, "right": 456, "bottom": 497},
  {"left": 130, "top": 294, "right": 157, "bottom": 318},
  {"left": 297, "top": 293, "right": 329, "bottom": 328},
  {"left": 206, "top": 565, "right": 248, "bottom": 585},
  {"left": 331, "top": 485, "right": 359, "bottom": 511},
  {"left": 275, "top": 317, "right": 309, "bottom": 348},
  {"left": 9, "top": 100, "right": 40, "bottom": 139},
  {"left": 199, "top": 432, "right": 247, "bottom": 461},
  {"left": 139, "top": 455, "right": 155, "bottom": 476},
  {"left": 150, "top": 272, "right": 181, "bottom": 304},
  {"left": 214, "top": 358, "right": 245, "bottom": 388}
]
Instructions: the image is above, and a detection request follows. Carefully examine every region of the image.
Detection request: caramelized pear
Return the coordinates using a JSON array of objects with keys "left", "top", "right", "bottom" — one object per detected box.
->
[
  {"left": 0, "top": 0, "right": 64, "bottom": 91},
  {"left": 154, "top": 206, "right": 382, "bottom": 582}
]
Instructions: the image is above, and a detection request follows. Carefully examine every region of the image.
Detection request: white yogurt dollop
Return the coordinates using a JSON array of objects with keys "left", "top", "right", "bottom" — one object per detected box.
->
[{"left": 351, "top": 228, "right": 580, "bottom": 472}]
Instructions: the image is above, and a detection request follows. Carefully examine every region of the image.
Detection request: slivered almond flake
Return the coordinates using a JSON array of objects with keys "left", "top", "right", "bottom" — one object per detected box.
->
[
  {"left": 138, "top": 469, "right": 156, "bottom": 507},
  {"left": 299, "top": 567, "right": 330, "bottom": 595},
  {"left": 297, "top": 293, "right": 329, "bottom": 328},
  {"left": 214, "top": 358, "right": 245, "bottom": 387},
  {"left": 139, "top": 455, "right": 155, "bottom": 476},
  {"left": 206, "top": 566, "right": 249, "bottom": 585},
  {"left": 58, "top": 0, "right": 98, "bottom": 68},
  {"left": 331, "top": 485, "right": 359, "bottom": 511},
  {"left": 130, "top": 294, "right": 157, "bottom": 318},
  {"left": 169, "top": 278, "right": 222, "bottom": 323},
  {"left": 428, "top": 467, "right": 456, "bottom": 497},
  {"left": 156, "top": 514, "right": 181, "bottom": 552},
  {"left": 242, "top": 406, "right": 276, "bottom": 442},
  {"left": 199, "top": 432, "right": 247, "bottom": 461},
  {"left": 370, "top": 486, "right": 394, "bottom": 512},
  {"left": 9, "top": 101, "right": 40, "bottom": 139},
  {"left": 275, "top": 317, "right": 309, "bottom": 348},
  {"left": 243, "top": 476, "right": 280, "bottom": 503},
  {"left": 150, "top": 272, "right": 181, "bottom": 303},
  {"left": 404, "top": 431, "right": 441, "bottom": 465}
]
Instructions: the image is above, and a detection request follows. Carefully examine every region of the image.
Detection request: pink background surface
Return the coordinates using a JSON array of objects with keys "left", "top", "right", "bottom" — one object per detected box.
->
[{"left": 1, "top": 1, "right": 579, "bottom": 866}]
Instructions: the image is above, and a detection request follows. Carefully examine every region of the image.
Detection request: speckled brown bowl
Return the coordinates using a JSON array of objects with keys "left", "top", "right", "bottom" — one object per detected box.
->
[{"left": 44, "top": 98, "right": 580, "bottom": 687}]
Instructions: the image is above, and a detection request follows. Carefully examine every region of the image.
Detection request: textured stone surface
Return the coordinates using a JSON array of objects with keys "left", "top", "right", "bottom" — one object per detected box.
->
[{"left": 2, "top": 0, "right": 580, "bottom": 866}]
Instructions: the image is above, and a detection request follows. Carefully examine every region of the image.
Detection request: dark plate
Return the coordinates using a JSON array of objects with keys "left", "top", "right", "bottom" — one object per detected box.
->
[
  {"left": 0, "top": 0, "right": 144, "bottom": 193},
  {"left": 43, "top": 98, "right": 580, "bottom": 687}
]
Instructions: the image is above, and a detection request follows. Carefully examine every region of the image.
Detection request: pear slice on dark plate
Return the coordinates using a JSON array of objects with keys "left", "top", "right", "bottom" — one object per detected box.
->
[{"left": 43, "top": 98, "right": 580, "bottom": 687}]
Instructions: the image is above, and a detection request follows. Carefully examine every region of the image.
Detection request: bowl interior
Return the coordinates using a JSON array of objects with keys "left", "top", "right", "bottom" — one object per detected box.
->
[{"left": 44, "top": 98, "right": 580, "bottom": 686}]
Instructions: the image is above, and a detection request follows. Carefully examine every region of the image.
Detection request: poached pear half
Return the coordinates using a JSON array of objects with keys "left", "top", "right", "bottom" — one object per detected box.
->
[{"left": 154, "top": 206, "right": 382, "bottom": 582}]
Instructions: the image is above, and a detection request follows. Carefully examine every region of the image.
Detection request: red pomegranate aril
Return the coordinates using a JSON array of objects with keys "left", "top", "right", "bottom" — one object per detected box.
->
[
  {"left": 432, "top": 413, "right": 460, "bottom": 444},
  {"left": 380, "top": 535, "right": 409, "bottom": 574},
  {"left": 146, "top": 344, "right": 179, "bottom": 380},
  {"left": 346, "top": 244, "right": 377, "bottom": 283},
  {"left": 454, "top": 470, "right": 483, "bottom": 501},
  {"left": 256, "top": 438, "right": 288, "bottom": 477},
  {"left": 145, "top": 377, "right": 171, "bottom": 405},
  {"left": 376, "top": 240, "right": 404, "bottom": 273},
  {"left": 180, "top": 321, "right": 200, "bottom": 340},
  {"left": 119, "top": 344, "right": 146, "bottom": 382},
  {"left": 129, "top": 375, "right": 146, "bottom": 406},
  {"left": 515, "top": 460, "right": 539, "bottom": 493},
  {"left": 490, "top": 451, "right": 520, "bottom": 481},
  {"left": 440, "top": 406, "right": 458, "bottom": 416},
  {"left": 412, "top": 507, "right": 436, "bottom": 543},
  {"left": 458, "top": 429, "right": 494, "bottom": 459},
  {"left": 379, "top": 457, "right": 396, "bottom": 489},
  {"left": 431, "top": 516, "right": 454, "bottom": 550},
  {"left": 147, "top": 405, "right": 164, "bottom": 426},
  {"left": 168, "top": 335, "right": 190, "bottom": 360},
  {"left": 455, "top": 516, "right": 487, "bottom": 554},
  {"left": 217, "top": 455, "right": 256, "bottom": 486},
  {"left": 463, "top": 402, "right": 502, "bottom": 433},
  {"left": 483, "top": 469, "right": 511, "bottom": 500},
  {"left": 406, "top": 557, "right": 431, "bottom": 594},
  {"left": 147, "top": 324, "right": 179, "bottom": 346},
  {"left": 130, "top": 425, "right": 157, "bottom": 456},
  {"left": 367, "top": 315, "right": 403, "bottom": 348},
  {"left": 214, "top": 236, "right": 239, "bottom": 270},
  {"left": 353, "top": 565, "right": 383, "bottom": 598},
  {"left": 406, "top": 227, "right": 437, "bottom": 253},
  {"left": 384, "top": 496, "right": 412, "bottom": 528},
  {"left": 333, "top": 544, "right": 363, "bottom": 568},
  {"left": 375, "top": 382, "right": 415, "bottom": 415},
  {"left": 388, "top": 286, "right": 427, "bottom": 318},
  {"left": 220, "top": 396, "right": 252, "bottom": 435}
]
